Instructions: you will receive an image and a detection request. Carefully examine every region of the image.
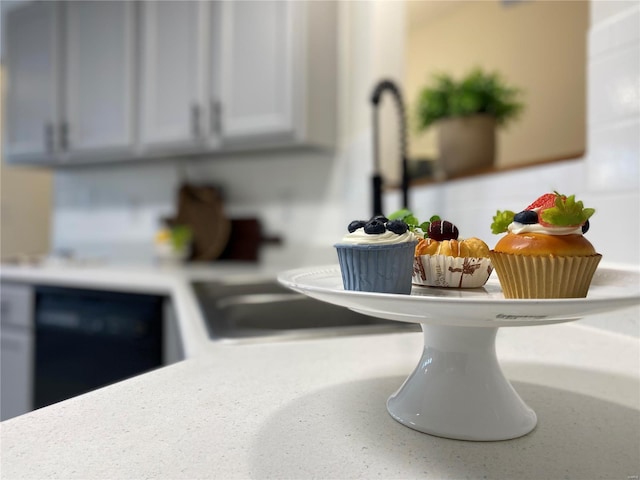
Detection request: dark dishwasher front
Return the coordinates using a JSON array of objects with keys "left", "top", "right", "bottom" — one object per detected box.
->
[{"left": 34, "top": 286, "right": 164, "bottom": 409}]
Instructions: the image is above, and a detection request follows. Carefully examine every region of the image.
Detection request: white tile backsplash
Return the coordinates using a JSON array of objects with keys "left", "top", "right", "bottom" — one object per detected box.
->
[
  {"left": 587, "top": 118, "right": 640, "bottom": 191},
  {"left": 586, "top": 1, "right": 640, "bottom": 194},
  {"left": 589, "top": 3, "right": 639, "bottom": 58},
  {"left": 587, "top": 43, "right": 640, "bottom": 128},
  {"left": 408, "top": 158, "right": 640, "bottom": 266},
  {"left": 50, "top": 130, "right": 376, "bottom": 257}
]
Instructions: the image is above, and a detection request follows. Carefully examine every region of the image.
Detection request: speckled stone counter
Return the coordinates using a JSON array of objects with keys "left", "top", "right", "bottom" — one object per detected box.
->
[{"left": 1, "top": 322, "right": 638, "bottom": 479}]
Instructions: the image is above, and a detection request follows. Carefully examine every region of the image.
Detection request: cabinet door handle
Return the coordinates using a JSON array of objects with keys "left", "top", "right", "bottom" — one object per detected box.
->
[
  {"left": 210, "top": 99, "right": 222, "bottom": 135},
  {"left": 59, "top": 121, "right": 70, "bottom": 151},
  {"left": 44, "top": 122, "right": 55, "bottom": 153},
  {"left": 191, "top": 104, "right": 202, "bottom": 138}
]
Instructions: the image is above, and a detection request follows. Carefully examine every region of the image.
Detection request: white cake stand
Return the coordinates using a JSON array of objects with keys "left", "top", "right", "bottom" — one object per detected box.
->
[{"left": 278, "top": 264, "right": 640, "bottom": 441}]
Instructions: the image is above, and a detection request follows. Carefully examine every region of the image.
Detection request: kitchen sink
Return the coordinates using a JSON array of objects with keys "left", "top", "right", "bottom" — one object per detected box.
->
[{"left": 192, "top": 279, "right": 420, "bottom": 342}]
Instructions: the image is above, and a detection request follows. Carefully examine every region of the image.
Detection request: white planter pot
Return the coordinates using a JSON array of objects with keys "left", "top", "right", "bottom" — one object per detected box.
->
[{"left": 437, "top": 114, "right": 496, "bottom": 177}]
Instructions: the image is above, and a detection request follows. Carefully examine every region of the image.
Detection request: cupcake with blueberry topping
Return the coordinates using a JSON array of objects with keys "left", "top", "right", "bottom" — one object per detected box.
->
[
  {"left": 489, "top": 192, "right": 601, "bottom": 298},
  {"left": 335, "top": 215, "right": 418, "bottom": 294}
]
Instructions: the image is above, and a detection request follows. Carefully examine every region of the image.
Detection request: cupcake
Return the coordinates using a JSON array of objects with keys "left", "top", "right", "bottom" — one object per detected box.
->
[
  {"left": 335, "top": 215, "right": 418, "bottom": 294},
  {"left": 411, "top": 217, "right": 493, "bottom": 288},
  {"left": 489, "top": 192, "right": 601, "bottom": 299}
]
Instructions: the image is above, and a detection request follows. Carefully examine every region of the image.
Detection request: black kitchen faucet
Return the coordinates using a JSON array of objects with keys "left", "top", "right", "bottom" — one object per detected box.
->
[{"left": 370, "top": 79, "right": 410, "bottom": 217}]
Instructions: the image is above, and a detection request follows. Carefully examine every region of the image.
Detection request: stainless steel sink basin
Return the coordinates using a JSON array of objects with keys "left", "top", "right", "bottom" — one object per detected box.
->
[{"left": 192, "top": 279, "right": 420, "bottom": 342}]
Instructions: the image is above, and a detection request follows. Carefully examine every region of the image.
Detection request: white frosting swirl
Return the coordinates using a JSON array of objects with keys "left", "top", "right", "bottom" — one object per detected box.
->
[
  {"left": 340, "top": 228, "right": 418, "bottom": 245},
  {"left": 508, "top": 222, "right": 582, "bottom": 236}
]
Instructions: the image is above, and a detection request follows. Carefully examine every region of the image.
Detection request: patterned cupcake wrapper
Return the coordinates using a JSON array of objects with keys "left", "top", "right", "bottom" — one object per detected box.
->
[{"left": 412, "top": 254, "right": 493, "bottom": 288}]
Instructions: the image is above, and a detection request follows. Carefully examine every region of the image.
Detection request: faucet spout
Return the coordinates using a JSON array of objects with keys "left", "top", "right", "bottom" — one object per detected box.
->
[{"left": 370, "top": 79, "right": 410, "bottom": 217}]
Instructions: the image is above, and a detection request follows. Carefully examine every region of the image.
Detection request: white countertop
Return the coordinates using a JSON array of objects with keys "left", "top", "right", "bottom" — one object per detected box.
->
[
  {"left": 2, "top": 259, "right": 638, "bottom": 478},
  {"left": 1, "top": 322, "right": 638, "bottom": 479}
]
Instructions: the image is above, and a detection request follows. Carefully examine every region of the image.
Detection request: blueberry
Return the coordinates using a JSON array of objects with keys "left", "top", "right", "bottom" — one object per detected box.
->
[
  {"left": 370, "top": 215, "right": 389, "bottom": 224},
  {"left": 386, "top": 220, "right": 408, "bottom": 235},
  {"left": 581, "top": 219, "right": 590, "bottom": 234},
  {"left": 348, "top": 220, "right": 366, "bottom": 233},
  {"left": 513, "top": 210, "right": 538, "bottom": 225},
  {"left": 364, "top": 219, "right": 386, "bottom": 234}
]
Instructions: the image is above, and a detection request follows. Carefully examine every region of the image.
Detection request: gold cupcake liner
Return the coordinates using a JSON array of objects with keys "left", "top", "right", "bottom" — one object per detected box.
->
[
  {"left": 489, "top": 251, "right": 602, "bottom": 299},
  {"left": 412, "top": 255, "right": 493, "bottom": 288}
]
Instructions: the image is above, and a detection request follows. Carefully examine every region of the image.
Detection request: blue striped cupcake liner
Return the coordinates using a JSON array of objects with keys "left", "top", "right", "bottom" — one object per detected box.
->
[{"left": 334, "top": 241, "right": 418, "bottom": 294}]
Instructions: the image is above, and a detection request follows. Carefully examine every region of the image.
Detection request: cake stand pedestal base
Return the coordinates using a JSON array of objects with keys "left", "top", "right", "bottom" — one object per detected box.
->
[{"left": 387, "top": 325, "right": 537, "bottom": 441}]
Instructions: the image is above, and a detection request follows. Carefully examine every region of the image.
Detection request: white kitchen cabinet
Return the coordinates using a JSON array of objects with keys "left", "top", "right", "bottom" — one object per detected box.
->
[
  {"left": 2, "top": 0, "right": 337, "bottom": 166},
  {"left": 64, "top": 1, "right": 135, "bottom": 156},
  {"left": 139, "top": 0, "right": 210, "bottom": 152},
  {"left": 3, "top": 1, "right": 61, "bottom": 164},
  {"left": 216, "top": 0, "right": 293, "bottom": 142},
  {"left": 214, "top": 0, "right": 337, "bottom": 149},
  {"left": 0, "top": 283, "right": 34, "bottom": 421}
]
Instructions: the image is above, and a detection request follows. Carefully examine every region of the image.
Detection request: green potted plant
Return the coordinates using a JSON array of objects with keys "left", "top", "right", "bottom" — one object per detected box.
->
[{"left": 415, "top": 68, "right": 524, "bottom": 176}]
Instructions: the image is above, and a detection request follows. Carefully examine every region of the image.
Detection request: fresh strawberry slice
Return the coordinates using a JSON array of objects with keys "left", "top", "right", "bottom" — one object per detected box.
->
[
  {"left": 525, "top": 193, "right": 561, "bottom": 211},
  {"left": 525, "top": 192, "right": 567, "bottom": 227}
]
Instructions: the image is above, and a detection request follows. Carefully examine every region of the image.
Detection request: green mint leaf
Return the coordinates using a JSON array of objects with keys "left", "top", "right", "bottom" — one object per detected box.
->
[
  {"left": 582, "top": 208, "right": 595, "bottom": 220},
  {"left": 388, "top": 209, "right": 412, "bottom": 220},
  {"left": 429, "top": 215, "right": 441, "bottom": 222},
  {"left": 541, "top": 194, "right": 595, "bottom": 226},
  {"left": 491, "top": 210, "right": 514, "bottom": 234},
  {"left": 404, "top": 215, "right": 419, "bottom": 228},
  {"left": 388, "top": 209, "right": 419, "bottom": 230}
]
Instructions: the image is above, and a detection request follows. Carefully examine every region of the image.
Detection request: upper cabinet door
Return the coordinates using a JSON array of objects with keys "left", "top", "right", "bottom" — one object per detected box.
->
[
  {"left": 64, "top": 1, "right": 135, "bottom": 154},
  {"left": 217, "top": 0, "right": 295, "bottom": 142},
  {"left": 140, "top": 1, "right": 208, "bottom": 151},
  {"left": 3, "top": 2, "right": 60, "bottom": 162}
]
